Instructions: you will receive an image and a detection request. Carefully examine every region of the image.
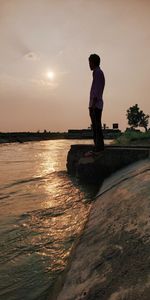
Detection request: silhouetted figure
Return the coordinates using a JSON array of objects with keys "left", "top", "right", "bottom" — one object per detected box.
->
[{"left": 89, "top": 53, "right": 105, "bottom": 154}]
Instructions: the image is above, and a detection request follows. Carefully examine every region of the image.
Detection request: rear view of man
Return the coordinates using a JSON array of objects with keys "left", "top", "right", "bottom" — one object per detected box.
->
[{"left": 88, "top": 53, "right": 105, "bottom": 155}]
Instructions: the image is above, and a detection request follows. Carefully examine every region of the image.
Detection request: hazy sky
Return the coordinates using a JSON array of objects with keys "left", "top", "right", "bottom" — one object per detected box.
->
[{"left": 0, "top": 0, "right": 150, "bottom": 132}]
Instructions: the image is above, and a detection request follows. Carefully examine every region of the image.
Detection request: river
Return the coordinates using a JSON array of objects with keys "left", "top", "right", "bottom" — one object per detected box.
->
[{"left": 0, "top": 139, "right": 110, "bottom": 300}]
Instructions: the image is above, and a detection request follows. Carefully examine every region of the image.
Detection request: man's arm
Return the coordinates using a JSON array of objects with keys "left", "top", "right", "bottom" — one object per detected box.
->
[{"left": 92, "top": 71, "right": 104, "bottom": 108}]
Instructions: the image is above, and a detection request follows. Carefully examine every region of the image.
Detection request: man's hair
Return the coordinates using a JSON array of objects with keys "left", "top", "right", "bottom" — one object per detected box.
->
[{"left": 89, "top": 54, "right": 100, "bottom": 66}]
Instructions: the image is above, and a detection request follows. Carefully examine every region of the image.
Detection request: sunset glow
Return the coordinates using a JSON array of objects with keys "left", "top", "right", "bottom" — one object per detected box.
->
[
  {"left": 47, "top": 71, "right": 55, "bottom": 80},
  {"left": 0, "top": 0, "right": 150, "bottom": 132}
]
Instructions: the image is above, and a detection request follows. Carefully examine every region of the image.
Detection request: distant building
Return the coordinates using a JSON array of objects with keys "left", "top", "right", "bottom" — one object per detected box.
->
[
  {"left": 68, "top": 129, "right": 92, "bottom": 139},
  {"left": 113, "top": 123, "right": 119, "bottom": 129},
  {"left": 68, "top": 124, "right": 121, "bottom": 139}
]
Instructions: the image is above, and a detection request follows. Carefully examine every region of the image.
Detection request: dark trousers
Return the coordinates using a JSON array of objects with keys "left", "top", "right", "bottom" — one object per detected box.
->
[{"left": 89, "top": 107, "right": 104, "bottom": 151}]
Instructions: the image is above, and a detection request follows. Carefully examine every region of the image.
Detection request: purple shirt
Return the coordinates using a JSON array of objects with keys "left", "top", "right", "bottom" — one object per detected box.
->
[{"left": 89, "top": 66, "right": 105, "bottom": 109}]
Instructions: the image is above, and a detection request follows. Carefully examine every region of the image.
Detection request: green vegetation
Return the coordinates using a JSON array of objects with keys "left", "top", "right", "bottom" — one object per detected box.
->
[
  {"left": 114, "top": 104, "right": 150, "bottom": 146},
  {"left": 127, "top": 104, "right": 149, "bottom": 132},
  {"left": 115, "top": 130, "right": 150, "bottom": 145}
]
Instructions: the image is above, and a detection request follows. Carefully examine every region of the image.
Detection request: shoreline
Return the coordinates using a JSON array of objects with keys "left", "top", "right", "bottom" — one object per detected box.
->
[{"left": 0, "top": 131, "right": 120, "bottom": 144}]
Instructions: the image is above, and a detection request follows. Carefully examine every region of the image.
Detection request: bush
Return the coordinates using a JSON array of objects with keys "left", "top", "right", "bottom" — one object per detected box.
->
[{"left": 115, "top": 131, "right": 150, "bottom": 145}]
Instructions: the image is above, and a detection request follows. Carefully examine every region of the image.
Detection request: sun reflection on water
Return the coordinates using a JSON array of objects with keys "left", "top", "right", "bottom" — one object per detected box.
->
[
  {"left": 32, "top": 141, "right": 68, "bottom": 178},
  {"left": 0, "top": 140, "right": 96, "bottom": 300}
]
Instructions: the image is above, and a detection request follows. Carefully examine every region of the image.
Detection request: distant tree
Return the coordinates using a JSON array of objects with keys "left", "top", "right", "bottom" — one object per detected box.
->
[
  {"left": 126, "top": 104, "right": 149, "bottom": 132},
  {"left": 139, "top": 111, "right": 149, "bottom": 132},
  {"left": 126, "top": 104, "right": 140, "bottom": 129}
]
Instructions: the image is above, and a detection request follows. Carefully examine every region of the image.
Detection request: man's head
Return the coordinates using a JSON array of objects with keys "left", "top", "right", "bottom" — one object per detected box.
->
[{"left": 89, "top": 54, "right": 100, "bottom": 70}]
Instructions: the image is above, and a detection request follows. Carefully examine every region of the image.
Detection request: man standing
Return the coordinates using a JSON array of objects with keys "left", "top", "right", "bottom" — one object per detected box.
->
[{"left": 88, "top": 53, "right": 105, "bottom": 154}]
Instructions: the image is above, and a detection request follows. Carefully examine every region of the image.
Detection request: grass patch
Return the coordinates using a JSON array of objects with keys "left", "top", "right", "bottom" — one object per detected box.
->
[{"left": 114, "top": 131, "right": 150, "bottom": 145}]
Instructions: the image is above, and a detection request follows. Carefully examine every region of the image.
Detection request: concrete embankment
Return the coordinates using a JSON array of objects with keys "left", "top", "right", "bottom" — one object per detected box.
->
[
  {"left": 67, "top": 144, "right": 150, "bottom": 183},
  {"left": 57, "top": 158, "right": 150, "bottom": 300}
]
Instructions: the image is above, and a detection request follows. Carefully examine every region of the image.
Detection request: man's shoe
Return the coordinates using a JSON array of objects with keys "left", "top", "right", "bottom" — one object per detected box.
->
[
  {"left": 93, "top": 150, "right": 104, "bottom": 157},
  {"left": 84, "top": 151, "right": 94, "bottom": 157}
]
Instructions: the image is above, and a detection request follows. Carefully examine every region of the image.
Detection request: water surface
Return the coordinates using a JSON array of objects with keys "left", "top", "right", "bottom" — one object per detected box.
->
[{"left": 0, "top": 140, "right": 100, "bottom": 300}]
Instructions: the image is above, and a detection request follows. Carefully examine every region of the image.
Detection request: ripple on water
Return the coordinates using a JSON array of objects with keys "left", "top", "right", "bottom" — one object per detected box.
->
[{"left": 0, "top": 170, "right": 94, "bottom": 300}]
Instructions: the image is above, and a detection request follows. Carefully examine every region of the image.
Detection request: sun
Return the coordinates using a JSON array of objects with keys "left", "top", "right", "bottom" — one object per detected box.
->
[{"left": 47, "top": 71, "right": 55, "bottom": 80}]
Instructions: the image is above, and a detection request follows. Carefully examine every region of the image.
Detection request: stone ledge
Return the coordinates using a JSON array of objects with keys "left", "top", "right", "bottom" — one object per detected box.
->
[{"left": 67, "top": 145, "right": 150, "bottom": 183}]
